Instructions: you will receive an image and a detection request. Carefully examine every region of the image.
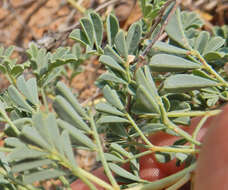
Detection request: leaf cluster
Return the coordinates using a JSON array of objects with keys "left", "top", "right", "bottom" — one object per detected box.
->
[{"left": 0, "top": 3, "right": 227, "bottom": 190}]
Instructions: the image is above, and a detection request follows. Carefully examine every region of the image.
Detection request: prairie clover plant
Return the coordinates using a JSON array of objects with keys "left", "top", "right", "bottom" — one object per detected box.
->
[{"left": 0, "top": 2, "right": 228, "bottom": 190}]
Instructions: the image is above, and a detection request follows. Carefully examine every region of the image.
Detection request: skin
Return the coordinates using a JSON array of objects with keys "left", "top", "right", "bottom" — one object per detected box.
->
[
  {"left": 139, "top": 153, "right": 166, "bottom": 181},
  {"left": 194, "top": 104, "right": 228, "bottom": 190},
  {"left": 70, "top": 167, "right": 109, "bottom": 190},
  {"left": 71, "top": 105, "right": 228, "bottom": 190}
]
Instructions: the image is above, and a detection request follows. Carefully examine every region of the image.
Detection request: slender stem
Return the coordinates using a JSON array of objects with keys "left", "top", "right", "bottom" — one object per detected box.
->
[
  {"left": 126, "top": 63, "right": 131, "bottom": 83},
  {"left": 139, "top": 109, "right": 221, "bottom": 118},
  {"left": 140, "top": 0, "right": 179, "bottom": 58},
  {"left": 67, "top": 0, "right": 85, "bottom": 14},
  {"left": 10, "top": 131, "right": 112, "bottom": 190},
  {"left": 95, "top": 0, "right": 119, "bottom": 12},
  {"left": 143, "top": 0, "right": 175, "bottom": 40},
  {"left": 191, "top": 115, "right": 209, "bottom": 149},
  {"left": 18, "top": 187, "right": 28, "bottom": 190},
  {"left": 167, "top": 110, "right": 221, "bottom": 117},
  {"left": 40, "top": 88, "right": 49, "bottom": 113},
  {"left": 75, "top": 173, "right": 98, "bottom": 190},
  {"left": 0, "top": 147, "right": 13, "bottom": 152},
  {"left": 140, "top": 163, "right": 196, "bottom": 190},
  {"left": 18, "top": 185, "right": 38, "bottom": 190},
  {"left": 53, "top": 151, "right": 113, "bottom": 190},
  {"left": 125, "top": 113, "right": 154, "bottom": 148},
  {"left": 157, "top": 97, "right": 201, "bottom": 146},
  {"left": 0, "top": 168, "right": 39, "bottom": 190},
  {"left": 126, "top": 101, "right": 201, "bottom": 150},
  {"left": 6, "top": 73, "right": 16, "bottom": 86},
  {"left": 77, "top": 168, "right": 114, "bottom": 190},
  {"left": 192, "top": 116, "right": 209, "bottom": 141},
  {"left": 44, "top": 149, "right": 104, "bottom": 190},
  {"left": 0, "top": 109, "right": 20, "bottom": 136},
  {"left": 165, "top": 173, "right": 191, "bottom": 190},
  {"left": 122, "top": 146, "right": 198, "bottom": 165},
  {"left": 90, "top": 114, "right": 120, "bottom": 190},
  {"left": 165, "top": 118, "right": 201, "bottom": 146},
  {"left": 152, "top": 146, "right": 199, "bottom": 154},
  {"left": 125, "top": 164, "right": 196, "bottom": 190},
  {"left": 51, "top": 161, "right": 72, "bottom": 189},
  {"left": 192, "top": 50, "right": 228, "bottom": 87},
  {"left": 122, "top": 150, "right": 152, "bottom": 164},
  {"left": 59, "top": 176, "right": 71, "bottom": 190}
]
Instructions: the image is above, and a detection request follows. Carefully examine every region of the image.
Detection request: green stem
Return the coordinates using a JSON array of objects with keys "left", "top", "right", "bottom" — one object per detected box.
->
[
  {"left": 140, "top": 163, "right": 195, "bottom": 190},
  {"left": 126, "top": 107, "right": 200, "bottom": 151},
  {"left": 157, "top": 98, "right": 201, "bottom": 146},
  {"left": 18, "top": 185, "right": 38, "bottom": 190},
  {"left": 140, "top": 109, "right": 221, "bottom": 118},
  {"left": 192, "top": 50, "right": 228, "bottom": 87},
  {"left": 167, "top": 110, "right": 221, "bottom": 117},
  {"left": 123, "top": 146, "right": 198, "bottom": 164},
  {"left": 67, "top": 0, "right": 86, "bottom": 13},
  {"left": 75, "top": 173, "right": 98, "bottom": 190},
  {"left": 125, "top": 61, "right": 132, "bottom": 83},
  {"left": 166, "top": 119, "right": 201, "bottom": 146},
  {"left": 40, "top": 88, "right": 49, "bottom": 113},
  {"left": 19, "top": 135, "right": 112, "bottom": 190},
  {"left": 51, "top": 161, "right": 72, "bottom": 189},
  {"left": 0, "top": 109, "right": 20, "bottom": 136},
  {"left": 122, "top": 150, "right": 152, "bottom": 164},
  {"left": 6, "top": 73, "right": 16, "bottom": 86},
  {"left": 77, "top": 168, "right": 114, "bottom": 190},
  {"left": 53, "top": 151, "right": 113, "bottom": 190},
  {"left": 90, "top": 114, "right": 119, "bottom": 190},
  {"left": 192, "top": 115, "right": 208, "bottom": 140},
  {"left": 0, "top": 168, "right": 39, "bottom": 190},
  {"left": 58, "top": 176, "right": 71, "bottom": 190},
  {"left": 152, "top": 146, "right": 198, "bottom": 154},
  {"left": 191, "top": 115, "right": 209, "bottom": 149},
  {"left": 18, "top": 187, "right": 27, "bottom": 190},
  {"left": 126, "top": 113, "right": 154, "bottom": 148},
  {"left": 165, "top": 173, "right": 191, "bottom": 190},
  {"left": 125, "top": 163, "right": 195, "bottom": 190},
  {"left": 0, "top": 147, "right": 13, "bottom": 152}
]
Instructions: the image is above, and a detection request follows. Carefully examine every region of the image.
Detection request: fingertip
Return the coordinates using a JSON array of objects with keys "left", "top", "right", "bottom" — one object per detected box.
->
[{"left": 194, "top": 104, "right": 228, "bottom": 190}]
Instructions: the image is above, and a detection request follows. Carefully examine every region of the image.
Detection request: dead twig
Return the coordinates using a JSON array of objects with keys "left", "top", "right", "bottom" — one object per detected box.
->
[
  {"left": 143, "top": 0, "right": 175, "bottom": 40},
  {"left": 95, "top": 0, "right": 121, "bottom": 12},
  {"left": 38, "top": 0, "right": 122, "bottom": 49},
  {"left": 140, "top": 0, "right": 180, "bottom": 58},
  {"left": 67, "top": 0, "right": 85, "bottom": 14},
  {"left": 14, "top": 0, "right": 49, "bottom": 46},
  {"left": 131, "top": 0, "right": 176, "bottom": 66},
  {"left": 60, "top": 0, "right": 121, "bottom": 33},
  {"left": 13, "top": 0, "right": 36, "bottom": 9},
  {"left": 81, "top": 88, "right": 101, "bottom": 107},
  {"left": 0, "top": 0, "right": 37, "bottom": 28}
]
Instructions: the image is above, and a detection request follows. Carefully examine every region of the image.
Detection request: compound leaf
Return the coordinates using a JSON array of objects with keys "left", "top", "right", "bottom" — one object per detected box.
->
[
  {"left": 150, "top": 54, "right": 201, "bottom": 72},
  {"left": 164, "top": 74, "right": 218, "bottom": 93}
]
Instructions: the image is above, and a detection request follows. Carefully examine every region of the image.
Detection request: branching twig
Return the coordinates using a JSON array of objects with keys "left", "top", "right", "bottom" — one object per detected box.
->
[
  {"left": 143, "top": 0, "right": 175, "bottom": 40},
  {"left": 13, "top": 0, "right": 36, "bottom": 9},
  {"left": 38, "top": 0, "right": 122, "bottom": 49},
  {"left": 14, "top": 0, "right": 49, "bottom": 45},
  {"left": 140, "top": 0, "right": 181, "bottom": 58},
  {"left": 60, "top": 0, "right": 121, "bottom": 33},
  {"left": 95, "top": 0, "right": 121, "bottom": 12}
]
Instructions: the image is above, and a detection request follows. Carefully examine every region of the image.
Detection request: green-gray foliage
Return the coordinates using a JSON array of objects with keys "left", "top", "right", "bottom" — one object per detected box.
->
[{"left": 0, "top": 3, "right": 227, "bottom": 190}]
